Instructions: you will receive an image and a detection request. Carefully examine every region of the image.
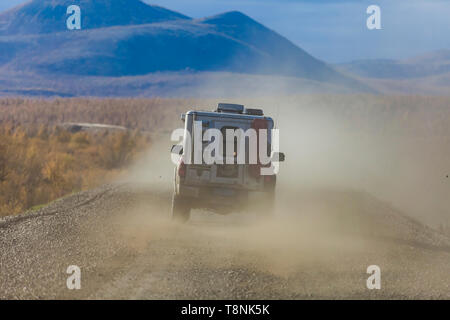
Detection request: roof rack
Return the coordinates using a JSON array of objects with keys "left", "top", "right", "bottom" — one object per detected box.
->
[
  {"left": 244, "top": 108, "right": 264, "bottom": 116},
  {"left": 216, "top": 103, "right": 244, "bottom": 114}
]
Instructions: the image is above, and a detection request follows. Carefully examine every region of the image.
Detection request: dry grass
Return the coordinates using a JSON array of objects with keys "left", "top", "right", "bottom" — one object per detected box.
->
[
  {"left": 0, "top": 96, "right": 449, "bottom": 233},
  {"left": 0, "top": 123, "right": 150, "bottom": 217},
  {"left": 0, "top": 97, "right": 208, "bottom": 132},
  {"left": 0, "top": 97, "right": 199, "bottom": 217}
]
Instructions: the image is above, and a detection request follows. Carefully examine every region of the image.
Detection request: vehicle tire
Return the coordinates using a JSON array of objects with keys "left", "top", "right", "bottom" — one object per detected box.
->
[{"left": 171, "top": 193, "right": 191, "bottom": 223}]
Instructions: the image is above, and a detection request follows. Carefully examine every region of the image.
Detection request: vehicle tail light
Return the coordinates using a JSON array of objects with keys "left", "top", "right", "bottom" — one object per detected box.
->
[
  {"left": 264, "top": 174, "right": 276, "bottom": 190},
  {"left": 178, "top": 160, "right": 186, "bottom": 178},
  {"left": 249, "top": 118, "right": 269, "bottom": 178}
]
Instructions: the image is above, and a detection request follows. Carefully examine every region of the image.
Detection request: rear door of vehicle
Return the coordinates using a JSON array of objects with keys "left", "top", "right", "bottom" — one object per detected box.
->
[
  {"left": 210, "top": 118, "right": 249, "bottom": 188},
  {"left": 184, "top": 114, "right": 271, "bottom": 192}
]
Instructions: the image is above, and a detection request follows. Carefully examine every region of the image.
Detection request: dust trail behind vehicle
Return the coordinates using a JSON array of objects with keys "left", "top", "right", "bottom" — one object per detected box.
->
[
  {"left": 1, "top": 94, "right": 449, "bottom": 299},
  {"left": 126, "top": 95, "right": 450, "bottom": 229},
  {"left": 107, "top": 96, "right": 449, "bottom": 298}
]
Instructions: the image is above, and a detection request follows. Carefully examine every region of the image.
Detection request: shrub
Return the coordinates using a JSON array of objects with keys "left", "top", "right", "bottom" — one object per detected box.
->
[{"left": 0, "top": 124, "right": 150, "bottom": 217}]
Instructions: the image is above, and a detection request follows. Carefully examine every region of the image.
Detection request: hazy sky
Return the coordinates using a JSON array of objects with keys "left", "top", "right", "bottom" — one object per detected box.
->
[{"left": 1, "top": 0, "right": 449, "bottom": 63}]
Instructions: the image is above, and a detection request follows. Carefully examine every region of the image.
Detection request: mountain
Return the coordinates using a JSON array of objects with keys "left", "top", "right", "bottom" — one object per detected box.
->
[
  {"left": 198, "top": 11, "right": 345, "bottom": 83},
  {"left": 0, "top": 0, "right": 370, "bottom": 96},
  {"left": 338, "top": 49, "right": 450, "bottom": 79},
  {"left": 0, "top": 0, "right": 189, "bottom": 35},
  {"left": 334, "top": 49, "right": 450, "bottom": 95}
]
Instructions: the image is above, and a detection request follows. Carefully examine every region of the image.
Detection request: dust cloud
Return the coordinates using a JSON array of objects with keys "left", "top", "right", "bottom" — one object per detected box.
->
[{"left": 110, "top": 94, "right": 449, "bottom": 281}]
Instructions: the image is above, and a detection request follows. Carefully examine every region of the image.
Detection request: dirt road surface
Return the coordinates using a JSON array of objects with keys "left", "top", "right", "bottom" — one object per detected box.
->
[{"left": 1, "top": 182, "right": 449, "bottom": 300}]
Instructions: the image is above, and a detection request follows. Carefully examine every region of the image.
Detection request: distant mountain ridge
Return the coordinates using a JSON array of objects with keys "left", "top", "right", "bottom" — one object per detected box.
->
[
  {"left": 0, "top": 0, "right": 371, "bottom": 96},
  {"left": 338, "top": 49, "right": 450, "bottom": 79},
  {"left": 0, "top": 0, "right": 190, "bottom": 35}
]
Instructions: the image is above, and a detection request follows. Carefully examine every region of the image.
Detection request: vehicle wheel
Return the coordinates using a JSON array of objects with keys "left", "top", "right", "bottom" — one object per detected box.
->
[{"left": 171, "top": 193, "right": 191, "bottom": 223}]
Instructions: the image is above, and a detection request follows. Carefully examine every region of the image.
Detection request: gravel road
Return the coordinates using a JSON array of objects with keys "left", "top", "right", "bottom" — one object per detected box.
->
[{"left": 1, "top": 183, "right": 449, "bottom": 299}]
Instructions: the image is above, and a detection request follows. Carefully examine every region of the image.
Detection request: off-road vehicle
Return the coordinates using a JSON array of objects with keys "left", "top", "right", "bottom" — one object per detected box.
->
[{"left": 170, "top": 103, "right": 285, "bottom": 222}]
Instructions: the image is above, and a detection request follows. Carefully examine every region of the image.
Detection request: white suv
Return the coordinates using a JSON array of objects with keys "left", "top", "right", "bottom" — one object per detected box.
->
[{"left": 170, "top": 103, "right": 285, "bottom": 222}]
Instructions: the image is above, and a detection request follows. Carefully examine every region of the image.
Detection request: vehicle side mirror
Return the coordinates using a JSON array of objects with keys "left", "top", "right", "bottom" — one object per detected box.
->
[
  {"left": 272, "top": 152, "right": 285, "bottom": 162},
  {"left": 171, "top": 145, "right": 183, "bottom": 155}
]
